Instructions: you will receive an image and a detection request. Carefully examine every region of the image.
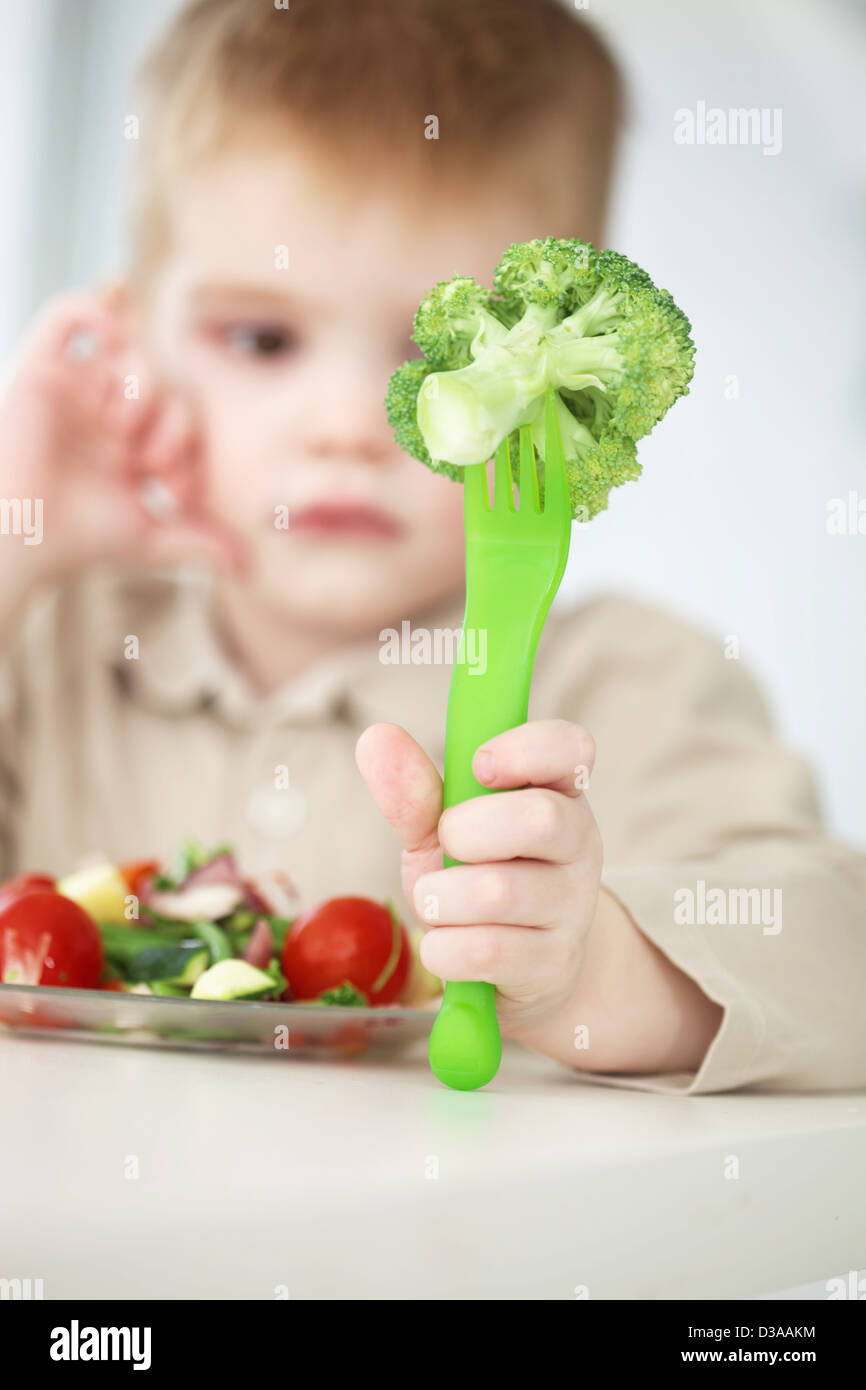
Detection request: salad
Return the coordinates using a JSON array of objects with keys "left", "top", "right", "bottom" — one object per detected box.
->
[{"left": 0, "top": 842, "right": 440, "bottom": 1008}]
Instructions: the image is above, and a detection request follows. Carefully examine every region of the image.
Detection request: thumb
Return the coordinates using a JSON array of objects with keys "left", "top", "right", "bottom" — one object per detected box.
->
[{"left": 355, "top": 723, "right": 443, "bottom": 907}]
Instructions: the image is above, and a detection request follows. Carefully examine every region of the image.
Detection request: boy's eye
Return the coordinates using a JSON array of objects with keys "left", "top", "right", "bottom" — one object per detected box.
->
[{"left": 222, "top": 324, "right": 299, "bottom": 358}]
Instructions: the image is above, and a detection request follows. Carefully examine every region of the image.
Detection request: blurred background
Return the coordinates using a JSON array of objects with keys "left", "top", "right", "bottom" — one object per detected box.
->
[{"left": 0, "top": 0, "right": 864, "bottom": 843}]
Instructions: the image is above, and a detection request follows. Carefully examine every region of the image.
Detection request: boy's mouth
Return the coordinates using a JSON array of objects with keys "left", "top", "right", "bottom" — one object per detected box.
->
[{"left": 288, "top": 503, "right": 405, "bottom": 540}]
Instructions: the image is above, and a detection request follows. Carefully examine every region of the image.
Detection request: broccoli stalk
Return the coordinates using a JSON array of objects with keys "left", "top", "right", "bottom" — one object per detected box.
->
[{"left": 385, "top": 238, "right": 695, "bottom": 520}]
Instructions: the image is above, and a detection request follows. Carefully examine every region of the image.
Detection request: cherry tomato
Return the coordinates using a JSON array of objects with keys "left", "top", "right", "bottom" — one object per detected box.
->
[
  {"left": 0, "top": 872, "right": 55, "bottom": 916},
  {"left": 118, "top": 859, "right": 160, "bottom": 896},
  {"left": 282, "top": 896, "right": 410, "bottom": 1006},
  {"left": 0, "top": 889, "right": 104, "bottom": 989}
]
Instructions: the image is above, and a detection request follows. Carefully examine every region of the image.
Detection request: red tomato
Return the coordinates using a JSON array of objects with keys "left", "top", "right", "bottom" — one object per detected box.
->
[
  {"left": 0, "top": 872, "right": 55, "bottom": 916},
  {"left": 100, "top": 979, "right": 126, "bottom": 992},
  {"left": 282, "top": 897, "right": 410, "bottom": 1006},
  {"left": 119, "top": 859, "right": 160, "bottom": 896},
  {"left": 0, "top": 890, "right": 104, "bottom": 989}
]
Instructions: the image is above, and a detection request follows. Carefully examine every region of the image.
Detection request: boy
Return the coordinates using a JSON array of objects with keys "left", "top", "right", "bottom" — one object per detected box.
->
[{"left": 0, "top": 0, "right": 863, "bottom": 1093}]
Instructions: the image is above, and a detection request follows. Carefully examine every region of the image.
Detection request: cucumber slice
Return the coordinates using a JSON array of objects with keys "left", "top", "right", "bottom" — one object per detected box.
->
[
  {"left": 125, "top": 944, "right": 209, "bottom": 985},
  {"left": 190, "top": 959, "right": 278, "bottom": 1001}
]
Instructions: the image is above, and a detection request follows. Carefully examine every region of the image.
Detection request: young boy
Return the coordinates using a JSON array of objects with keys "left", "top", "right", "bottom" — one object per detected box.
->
[{"left": 0, "top": 0, "right": 863, "bottom": 1094}]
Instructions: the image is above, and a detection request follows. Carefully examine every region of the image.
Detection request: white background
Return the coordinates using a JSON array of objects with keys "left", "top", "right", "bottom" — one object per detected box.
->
[{"left": 1, "top": 0, "right": 864, "bottom": 843}]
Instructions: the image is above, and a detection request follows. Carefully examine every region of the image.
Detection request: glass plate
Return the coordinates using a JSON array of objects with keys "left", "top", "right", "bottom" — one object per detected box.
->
[{"left": 0, "top": 983, "right": 434, "bottom": 1058}]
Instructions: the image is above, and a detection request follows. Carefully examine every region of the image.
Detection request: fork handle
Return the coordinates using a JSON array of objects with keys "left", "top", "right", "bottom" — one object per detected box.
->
[{"left": 428, "top": 595, "right": 542, "bottom": 1092}]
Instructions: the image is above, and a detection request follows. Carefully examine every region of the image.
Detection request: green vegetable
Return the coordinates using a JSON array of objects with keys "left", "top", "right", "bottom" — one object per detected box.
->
[
  {"left": 222, "top": 906, "right": 257, "bottom": 936},
  {"left": 222, "top": 910, "right": 293, "bottom": 958},
  {"left": 190, "top": 959, "right": 279, "bottom": 1001},
  {"left": 157, "top": 839, "right": 233, "bottom": 889},
  {"left": 265, "top": 956, "right": 287, "bottom": 997},
  {"left": 125, "top": 944, "right": 209, "bottom": 986},
  {"left": 138, "top": 908, "right": 205, "bottom": 936},
  {"left": 189, "top": 920, "right": 233, "bottom": 965},
  {"left": 316, "top": 982, "right": 368, "bottom": 1008},
  {"left": 99, "top": 923, "right": 194, "bottom": 966},
  {"left": 148, "top": 981, "right": 190, "bottom": 997},
  {"left": 385, "top": 237, "right": 695, "bottom": 519},
  {"left": 265, "top": 916, "right": 294, "bottom": 952}
]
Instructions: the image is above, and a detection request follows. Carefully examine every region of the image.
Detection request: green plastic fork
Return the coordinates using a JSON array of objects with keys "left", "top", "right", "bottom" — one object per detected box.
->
[{"left": 428, "top": 388, "right": 573, "bottom": 1091}]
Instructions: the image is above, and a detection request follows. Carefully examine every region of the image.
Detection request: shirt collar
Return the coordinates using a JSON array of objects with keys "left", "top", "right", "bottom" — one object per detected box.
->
[{"left": 96, "top": 567, "right": 462, "bottom": 742}]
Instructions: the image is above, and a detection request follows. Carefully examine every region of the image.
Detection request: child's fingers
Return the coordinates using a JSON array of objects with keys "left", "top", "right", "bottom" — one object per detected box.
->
[
  {"left": 22, "top": 292, "right": 125, "bottom": 365},
  {"left": 355, "top": 723, "right": 443, "bottom": 880},
  {"left": 20, "top": 293, "right": 146, "bottom": 475},
  {"left": 439, "top": 786, "right": 596, "bottom": 865},
  {"left": 106, "top": 353, "right": 170, "bottom": 452},
  {"left": 123, "top": 385, "right": 240, "bottom": 568},
  {"left": 413, "top": 860, "right": 569, "bottom": 928},
  {"left": 471, "top": 719, "right": 596, "bottom": 796},
  {"left": 134, "top": 394, "right": 197, "bottom": 480},
  {"left": 419, "top": 923, "right": 561, "bottom": 995}
]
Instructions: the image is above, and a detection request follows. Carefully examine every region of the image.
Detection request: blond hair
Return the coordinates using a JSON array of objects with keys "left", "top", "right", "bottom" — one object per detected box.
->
[{"left": 132, "top": 0, "right": 623, "bottom": 274}]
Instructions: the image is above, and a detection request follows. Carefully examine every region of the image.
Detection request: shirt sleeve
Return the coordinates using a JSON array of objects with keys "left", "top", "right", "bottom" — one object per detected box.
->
[{"left": 536, "top": 596, "right": 866, "bottom": 1095}]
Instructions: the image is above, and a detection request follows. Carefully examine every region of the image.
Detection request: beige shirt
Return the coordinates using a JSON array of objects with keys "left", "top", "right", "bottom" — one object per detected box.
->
[{"left": 2, "top": 567, "right": 864, "bottom": 1096}]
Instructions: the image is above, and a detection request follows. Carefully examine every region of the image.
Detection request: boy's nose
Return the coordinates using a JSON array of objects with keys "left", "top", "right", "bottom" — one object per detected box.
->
[{"left": 304, "top": 372, "right": 394, "bottom": 466}]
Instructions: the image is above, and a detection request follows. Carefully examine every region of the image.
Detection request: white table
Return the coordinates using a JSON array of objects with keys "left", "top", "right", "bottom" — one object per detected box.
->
[{"left": 1, "top": 1033, "right": 864, "bottom": 1300}]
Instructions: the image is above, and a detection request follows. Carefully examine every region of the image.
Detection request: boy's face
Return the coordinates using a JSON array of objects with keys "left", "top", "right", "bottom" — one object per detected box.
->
[{"left": 143, "top": 141, "right": 557, "bottom": 635}]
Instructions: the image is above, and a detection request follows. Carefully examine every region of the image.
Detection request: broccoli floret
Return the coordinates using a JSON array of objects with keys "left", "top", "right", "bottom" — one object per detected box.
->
[
  {"left": 384, "top": 237, "right": 695, "bottom": 520},
  {"left": 493, "top": 236, "right": 601, "bottom": 315},
  {"left": 413, "top": 275, "right": 511, "bottom": 370},
  {"left": 384, "top": 358, "right": 461, "bottom": 484}
]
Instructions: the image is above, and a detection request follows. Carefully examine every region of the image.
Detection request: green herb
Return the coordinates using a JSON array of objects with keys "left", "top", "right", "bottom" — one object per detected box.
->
[
  {"left": 266, "top": 916, "right": 294, "bottom": 952},
  {"left": 317, "top": 982, "right": 368, "bottom": 1008},
  {"left": 265, "top": 957, "right": 287, "bottom": 997}
]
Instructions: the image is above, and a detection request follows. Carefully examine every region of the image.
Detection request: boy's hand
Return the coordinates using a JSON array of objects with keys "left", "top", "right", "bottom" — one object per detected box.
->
[
  {"left": 0, "top": 289, "right": 242, "bottom": 616},
  {"left": 358, "top": 720, "right": 724, "bottom": 1075},
  {"left": 356, "top": 719, "right": 602, "bottom": 1036}
]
